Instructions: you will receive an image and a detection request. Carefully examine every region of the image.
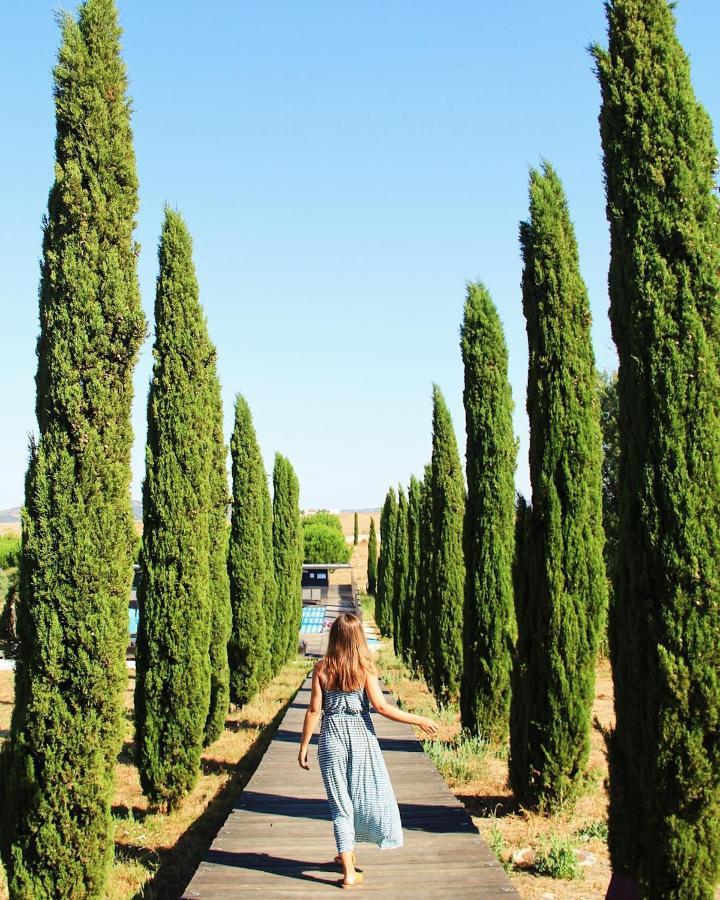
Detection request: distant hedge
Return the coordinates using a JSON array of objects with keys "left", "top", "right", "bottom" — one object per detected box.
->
[{"left": 0, "top": 535, "right": 21, "bottom": 569}]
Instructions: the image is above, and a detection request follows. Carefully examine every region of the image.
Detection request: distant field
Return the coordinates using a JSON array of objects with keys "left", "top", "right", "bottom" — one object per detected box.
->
[
  {"left": 336, "top": 510, "right": 380, "bottom": 540},
  {"left": 0, "top": 524, "right": 20, "bottom": 537}
]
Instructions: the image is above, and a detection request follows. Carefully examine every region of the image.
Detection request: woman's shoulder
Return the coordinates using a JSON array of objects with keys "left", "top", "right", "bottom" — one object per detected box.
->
[{"left": 314, "top": 658, "right": 327, "bottom": 681}]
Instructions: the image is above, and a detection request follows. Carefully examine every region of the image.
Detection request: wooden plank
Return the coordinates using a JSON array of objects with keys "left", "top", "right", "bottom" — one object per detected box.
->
[{"left": 182, "top": 678, "right": 518, "bottom": 898}]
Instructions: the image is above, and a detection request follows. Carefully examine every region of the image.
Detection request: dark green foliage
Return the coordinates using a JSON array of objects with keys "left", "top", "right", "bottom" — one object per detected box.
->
[
  {"left": 0, "top": 1, "right": 145, "bottom": 892},
  {"left": 594, "top": 3, "right": 720, "bottom": 893},
  {"left": 428, "top": 386, "right": 465, "bottom": 706},
  {"left": 0, "top": 569, "right": 18, "bottom": 652},
  {"left": 510, "top": 164, "right": 607, "bottom": 810},
  {"left": 203, "top": 374, "right": 232, "bottom": 747},
  {"left": 354, "top": 511, "right": 359, "bottom": 546},
  {"left": 404, "top": 476, "right": 422, "bottom": 667},
  {"left": 227, "top": 396, "right": 271, "bottom": 706},
  {"left": 376, "top": 488, "right": 397, "bottom": 637},
  {"left": 459, "top": 282, "right": 517, "bottom": 741},
  {"left": 392, "top": 487, "right": 409, "bottom": 658},
  {"left": 598, "top": 371, "right": 619, "bottom": 604},
  {"left": 415, "top": 466, "right": 433, "bottom": 681},
  {"left": 510, "top": 494, "right": 533, "bottom": 796},
  {"left": 0, "top": 536, "right": 21, "bottom": 569},
  {"left": 273, "top": 454, "right": 303, "bottom": 664},
  {"left": 265, "top": 469, "right": 281, "bottom": 675},
  {"left": 303, "top": 524, "right": 351, "bottom": 564},
  {"left": 134, "top": 209, "right": 213, "bottom": 808},
  {"left": 367, "top": 517, "right": 378, "bottom": 595}
]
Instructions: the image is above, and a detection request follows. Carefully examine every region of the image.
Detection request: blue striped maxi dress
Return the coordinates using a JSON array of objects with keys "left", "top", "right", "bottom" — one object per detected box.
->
[{"left": 318, "top": 685, "right": 403, "bottom": 855}]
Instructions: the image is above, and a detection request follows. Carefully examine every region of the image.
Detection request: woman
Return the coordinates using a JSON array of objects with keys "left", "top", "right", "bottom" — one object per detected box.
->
[{"left": 298, "top": 613, "right": 439, "bottom": 889}]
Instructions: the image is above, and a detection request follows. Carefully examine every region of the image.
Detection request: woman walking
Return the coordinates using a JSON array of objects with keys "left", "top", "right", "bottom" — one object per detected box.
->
[{"left": 298, "top": 613, "right": 438, "bottom": 888}]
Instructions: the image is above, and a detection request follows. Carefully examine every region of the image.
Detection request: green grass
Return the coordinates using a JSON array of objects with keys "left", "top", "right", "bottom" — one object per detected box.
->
[
  {"left": 423, "top": 732, "right": 491, "bottom": 783},
  {"left": 534, "top": 834, "right": 582, "bottom": 880}
]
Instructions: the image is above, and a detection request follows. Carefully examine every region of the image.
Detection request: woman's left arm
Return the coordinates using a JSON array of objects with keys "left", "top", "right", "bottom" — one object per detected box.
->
[{"left": 298, "top": 663, "right": 323, "bottom": 769}]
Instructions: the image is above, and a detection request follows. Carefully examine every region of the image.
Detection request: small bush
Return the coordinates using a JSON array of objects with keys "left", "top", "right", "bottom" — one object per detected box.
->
[
  {"left": 534, "top": 834, "right": 581, "bottom": 880},
  {"left": 0, "top": 535, "right": 21, "bottom": 569}
]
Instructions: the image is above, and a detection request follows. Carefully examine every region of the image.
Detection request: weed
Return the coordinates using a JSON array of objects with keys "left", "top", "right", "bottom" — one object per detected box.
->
[
  {"left": 576, "top": 819, "right": 608, "bottom": 842},
  {"left": 534, "top": 834, "right": 581, "bottom": 880}
]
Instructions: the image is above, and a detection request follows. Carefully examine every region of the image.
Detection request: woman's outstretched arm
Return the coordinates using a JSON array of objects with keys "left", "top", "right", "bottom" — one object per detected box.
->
[
  {"left": 298, "top": 662, "right": 323, "bottom": 769},
  {"left": 365, "top": 672, "right": 439, "bottom": 735}
]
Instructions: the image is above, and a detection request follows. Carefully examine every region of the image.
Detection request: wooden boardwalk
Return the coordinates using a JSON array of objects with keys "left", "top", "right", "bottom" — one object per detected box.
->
[{"left": 182, "top": 678, "right": 519, "bottom": 898}]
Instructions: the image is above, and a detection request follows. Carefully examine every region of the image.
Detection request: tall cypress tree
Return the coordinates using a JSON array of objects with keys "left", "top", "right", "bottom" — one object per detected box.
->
[
  {"left": 134, "top": 208, "right": 214, "bottom": 808},
  {"left": 367, "top": 517, "right": 378, "bottom": 595},
  {"left": 416, "top": 465, "right": 433, "bottom": 681},
  {"left": 273, "top": 454, "right": 303, "bottom": 664},
  {"left": 460, "top": 282, "right": 517, "bottom": 741},
  {"left": 404, "top": 475, "right": 422, "bottom": 667},
  {"left": 353, "top": 512, "right": 359, "bottom": 546},
  {"left": 428, "top": 386, "right": 466, "bottom": 707},
  {"left": 264, "top": 471, "right": 281, "bottom": 676},
  {"left": 227, "top": 396, "right": 271, "bottom": 705},
  {"left": 204, "top": 372, "right": 232, "bottom": 746},
  {"left": 376, "top": 488, "right": 397, "bottom": 637},
  {"left": 0, "top": 1, "right": 145, "bottom": 891},
  {"left": 510, "top": 163, "right": 607, "bottom": 809},
  {"left": 392, "top": 486, "right": 409, "bottom": 659},
  {"left": 594, "top": 4, "right": 720, "bottom": 893}
]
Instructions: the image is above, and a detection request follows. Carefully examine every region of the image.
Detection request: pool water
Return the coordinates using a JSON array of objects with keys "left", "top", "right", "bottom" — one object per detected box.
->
[{"left": 300, "top": 606, "right": 327, "bottom": 634}]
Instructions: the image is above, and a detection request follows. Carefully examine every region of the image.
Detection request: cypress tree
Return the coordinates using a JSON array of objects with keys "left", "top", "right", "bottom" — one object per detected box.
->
[
  {"left": 273, "top": 454, "right": 303, "bottom": 664},
  {"left": 0, "top": 1, "right": 145, "bottom": 892},
  {"left": 510, "top": 163, "right": 607, "bottom": 809},
  {"left": 376, "top": 488, "right": 397, "bottom": 637},
  {"left": 227, "top": 396, "right": 271, "bottom": 705},
  {"left": 367, "top": 517, "right": 378, "bottom": 595},
  {"left": 460, "top": 282, "right": 517, "bottom": 741},
  {"left": 353, "top": 511, "right": 359, "bottom": 546},
  {"left": 404, "top": 475, "right": 422, "bottom": 667},
  {"left": 428, "top": 386, "right": 465, "bottom": 707},
  {"left": 392, "top": 487, "right": 409, "bottom": 659},
  {"left": 134, "top": 208, "right": 214, "bottom": 809},
  {"left": 594, "top": 4, "right": 720, "bottom": 893},
  {"left": 415, "top": 466, "right": 433, "bottom": 682},
  {"left": 509, "top": 493, "right": 535, "bottom": 795},
  {"left": 264, "top": 471, "right": 281, "bottom": 676},
  {"left": 204, "top": 372, "right": 232, "bottom": 746}
]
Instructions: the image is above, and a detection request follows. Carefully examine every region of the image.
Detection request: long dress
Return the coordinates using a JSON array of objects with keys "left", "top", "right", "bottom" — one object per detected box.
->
[{"left": 318, "top": 684, "right": 403, "bottom": 855}]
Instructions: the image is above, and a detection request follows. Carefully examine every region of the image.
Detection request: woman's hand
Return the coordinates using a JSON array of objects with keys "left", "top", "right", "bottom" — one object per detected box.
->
[
  {"left": 417, "top": 716, "right": 440, "bottom": 736},
  {"left": 298, "top": 746, "right": 310, "bottom": 770}
]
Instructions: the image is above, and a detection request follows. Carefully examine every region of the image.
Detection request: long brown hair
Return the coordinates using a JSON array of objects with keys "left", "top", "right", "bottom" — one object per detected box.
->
[{"left": 322, "top": 613, "right": 376, "bottom": 692}]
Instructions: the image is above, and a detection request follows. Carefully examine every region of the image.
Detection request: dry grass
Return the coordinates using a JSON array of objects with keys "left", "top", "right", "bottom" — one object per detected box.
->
[
  {"left": 373, "top": 625, "right": 614, "bottom": 899},
  {"left": 0, "top": 657, "right": 310, "bottom": 899}
]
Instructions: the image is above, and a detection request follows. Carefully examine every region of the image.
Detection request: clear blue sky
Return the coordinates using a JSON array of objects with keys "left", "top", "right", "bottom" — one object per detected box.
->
[{"left": 1, "top": 1, "right": 719, "bottom": 511}]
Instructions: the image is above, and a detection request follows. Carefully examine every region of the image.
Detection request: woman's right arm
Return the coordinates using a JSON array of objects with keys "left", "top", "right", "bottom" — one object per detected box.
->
[{"left": 365, "top": 672, "right": 439, "bottom": 735}]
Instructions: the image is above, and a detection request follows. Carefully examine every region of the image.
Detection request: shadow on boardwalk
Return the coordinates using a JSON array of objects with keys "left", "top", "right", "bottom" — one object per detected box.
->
[{"left": 114, "top": 685, "right": 304, "bottom": 900}]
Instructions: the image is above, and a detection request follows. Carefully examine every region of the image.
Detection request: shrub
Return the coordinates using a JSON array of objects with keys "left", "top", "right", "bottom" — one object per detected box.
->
[{"left": 303, "top": 522, "right": 350, "bottom": 564}]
